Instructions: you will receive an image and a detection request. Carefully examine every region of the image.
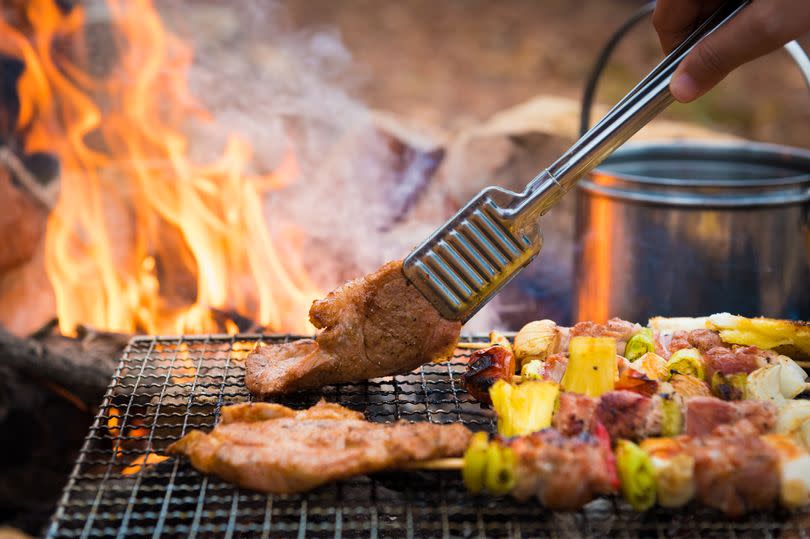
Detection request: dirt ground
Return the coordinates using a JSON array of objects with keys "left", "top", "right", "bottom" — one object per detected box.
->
[{"left": 284, "top": 0, "right": 810, "bottom": 148}]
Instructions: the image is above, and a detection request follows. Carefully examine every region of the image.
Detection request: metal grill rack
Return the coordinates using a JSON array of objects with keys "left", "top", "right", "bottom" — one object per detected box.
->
[{"left": 47, "top": 334, "right": 810, "bottom": 538}]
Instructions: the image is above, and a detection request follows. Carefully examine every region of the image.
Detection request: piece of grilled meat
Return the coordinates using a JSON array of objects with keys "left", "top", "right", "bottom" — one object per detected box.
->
[
  {"left": 245, "top": 260, "right": 461, "bottom": 396},
  {"left": 509, "top": 428, "right": 619, "bottom": 510},
  {"left": 167, "top": 400, "right": 472, "bottom": 494}
]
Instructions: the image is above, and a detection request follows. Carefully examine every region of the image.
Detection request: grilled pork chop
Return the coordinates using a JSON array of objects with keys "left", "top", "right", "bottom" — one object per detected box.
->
[
  {"left": 167, "top": 400, "right": 472, "bottom": 494},
  {"left": 245, "top": 260, "right": 461, "bottom": 396}
]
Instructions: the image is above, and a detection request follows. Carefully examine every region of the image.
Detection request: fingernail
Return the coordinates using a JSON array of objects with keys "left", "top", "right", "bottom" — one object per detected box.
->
[{"left": 670, "top": 73, "right": 700, "bottom": 103}]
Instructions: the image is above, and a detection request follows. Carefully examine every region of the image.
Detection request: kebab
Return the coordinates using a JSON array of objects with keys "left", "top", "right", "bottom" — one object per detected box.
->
[
  {"left": 456, "top": 420, "right": 810, "bottom": 517},
  {"left": 167, "top": 398, "right": 810, "bottom": 517},
  {"left": 462, "top": 322, "right": 809, "bottom": 405},
  {"left": 464, "top": 329, "right": 809, "bottom": 449}
]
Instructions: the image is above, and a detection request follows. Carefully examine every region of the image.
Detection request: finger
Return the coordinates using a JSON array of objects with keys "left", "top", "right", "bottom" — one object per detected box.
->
[
  {"left": 652, "top": 0, "right": 713, "bottom": 52},
  {"left": 670, "top": 0, "right": 810, "bottom": 102}
]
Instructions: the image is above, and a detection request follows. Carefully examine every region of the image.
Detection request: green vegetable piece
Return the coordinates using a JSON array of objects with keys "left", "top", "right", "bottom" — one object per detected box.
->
[
  {"left": 462, "top": 432, "right": 490, "bottom": 494},
  {"left": 483, "top": 442, "right": 516, "bottom": 496},
  {"left": 625, "top": 329, "right": 655, "bottom": 361},
  {"left": 660, "top": 395, "right": 683, "bottom": 437},
  {"left": 666, "top": 348, "right": 705, "bottom": 380},
  {"left": 616, "top": 439, "right": 657, "bottom": 511},
  {"left": 711, "top": 372, "right": 747, "bottom": 401}
]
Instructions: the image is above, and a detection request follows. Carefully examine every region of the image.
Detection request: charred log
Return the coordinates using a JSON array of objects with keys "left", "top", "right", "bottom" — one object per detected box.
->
[{"left": 0, "top": 325, "right": 127, "bottom": 535}]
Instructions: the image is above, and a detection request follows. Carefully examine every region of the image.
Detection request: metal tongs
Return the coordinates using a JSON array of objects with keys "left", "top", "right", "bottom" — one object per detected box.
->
[{"left": 403, "top": 0, "right": 749, "bottom": 322}]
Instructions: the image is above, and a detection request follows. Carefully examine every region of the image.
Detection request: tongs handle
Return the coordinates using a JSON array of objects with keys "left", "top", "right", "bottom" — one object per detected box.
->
[{"left": 508, "top": 0, "right": 750, "bottom": 223}]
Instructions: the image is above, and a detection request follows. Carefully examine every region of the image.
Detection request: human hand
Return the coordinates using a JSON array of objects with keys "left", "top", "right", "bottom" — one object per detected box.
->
[{"left": 652, "top": 0, "right": 810, "bottom": 102}]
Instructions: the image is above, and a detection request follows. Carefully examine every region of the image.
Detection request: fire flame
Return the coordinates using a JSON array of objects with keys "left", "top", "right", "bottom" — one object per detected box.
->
[
  {"left": 2, "top": 0, "right": 320, "bottom": 334},
  {"left": 122, "top": 453, "right": 169, "bottom": 475}
]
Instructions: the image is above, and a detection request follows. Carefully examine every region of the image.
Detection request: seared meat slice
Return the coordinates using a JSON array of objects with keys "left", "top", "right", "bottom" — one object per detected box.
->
[
  {"left": 684, "top": 397, "right": 777, "bottom": 437},
  {"left": 702, "top": 345, "right": 771, "bottom": 381},
  {"left": 167, "top": 400, "right": 472, "bottom": 494},
  {"left": 509, "top": 429, "right": 618, "bottom": 510},
  {"left": 553, "top": 392, "right": 596, "bottom": 436},
  {"left": 245, "top": 261, "right": 461, "bottom": 395},
  {"left": 594, "top": 390, "right": 662, "bottom": 442},
  {"left": 668, "top": 329, "right": 727, "bottom": 356},
  {"left": 570, "top": 318, "right": 641, "bottom": 355},
  {"left": 688, "top": 421, "right": 780, "bottom": 517}
]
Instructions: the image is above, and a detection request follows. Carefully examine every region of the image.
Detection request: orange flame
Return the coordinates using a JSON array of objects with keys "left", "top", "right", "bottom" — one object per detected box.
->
[
  {"left": 575, "top": 181, "right": 612, "bottom": 324},
  {"left": 122, "top": 453, "right": 169, "bottom": 475},
  {"left": 3, "top": 0, "right": 320, "bottom": 335}
]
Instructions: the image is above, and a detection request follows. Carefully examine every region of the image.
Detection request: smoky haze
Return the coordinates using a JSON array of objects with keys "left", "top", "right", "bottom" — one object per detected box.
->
[{"left": 158, "top": 0, "right": 504, "bottom": 332}]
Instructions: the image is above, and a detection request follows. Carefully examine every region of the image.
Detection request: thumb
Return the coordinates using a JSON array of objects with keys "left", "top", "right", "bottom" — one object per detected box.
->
[{"left": 670, "top": 0, "right": 798, "bottom": 102}]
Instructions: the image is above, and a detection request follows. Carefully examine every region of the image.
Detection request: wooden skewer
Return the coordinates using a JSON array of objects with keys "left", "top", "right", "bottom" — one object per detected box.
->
[
  {"left": 457, "top": 342, "right": 490, "bottom": 350},
  {"left": 798, "top": 361, "right": 810, "bottom": 369},
  {"left": 398, "top": 458, "right": 463, "bottom": 471}
]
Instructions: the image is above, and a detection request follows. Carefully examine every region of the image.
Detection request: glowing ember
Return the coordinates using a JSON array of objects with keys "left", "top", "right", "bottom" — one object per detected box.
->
[
  {"left": 1, "top": 0, "right": 321, "bottom": 335},
  {"left": 121, "top": 453, "right": 169, "bottom": 475}
]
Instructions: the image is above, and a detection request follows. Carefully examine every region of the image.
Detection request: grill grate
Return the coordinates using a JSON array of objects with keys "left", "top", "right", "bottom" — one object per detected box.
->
[{"left": 47, "top": 334, "right": 810, "bottom": 538}]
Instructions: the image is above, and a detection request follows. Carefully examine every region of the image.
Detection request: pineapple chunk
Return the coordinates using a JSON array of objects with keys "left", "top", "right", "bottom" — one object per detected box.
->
[
  {"left": 561, "top": 336, "right": 617, "bottom": 397},
  {"left": 708, "top": 313, "right": 810, "bottom": 357},
  {"left": 489, "top": 379, "right": 559, "bottom": 437}
]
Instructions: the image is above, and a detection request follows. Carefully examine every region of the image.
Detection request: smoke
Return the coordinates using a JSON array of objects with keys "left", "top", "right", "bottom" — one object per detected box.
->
[{"left": 158, "top": 0, "right": 503, "bottom": 332}]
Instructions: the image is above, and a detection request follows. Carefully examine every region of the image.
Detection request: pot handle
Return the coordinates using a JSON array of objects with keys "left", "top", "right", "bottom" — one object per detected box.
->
[{"left": 579, "top": 2, "right": 810, "bottom": 136}]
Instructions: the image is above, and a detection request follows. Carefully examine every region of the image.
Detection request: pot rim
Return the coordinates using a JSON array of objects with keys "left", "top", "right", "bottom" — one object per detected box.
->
[{"left": 590, "top": 141, "right": 810, "bottom": 188}]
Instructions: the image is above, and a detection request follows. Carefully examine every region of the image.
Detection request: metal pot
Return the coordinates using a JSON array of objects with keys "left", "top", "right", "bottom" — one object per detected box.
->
[{"left": 573, "top": 6, "right": 810, "bottom": 322}]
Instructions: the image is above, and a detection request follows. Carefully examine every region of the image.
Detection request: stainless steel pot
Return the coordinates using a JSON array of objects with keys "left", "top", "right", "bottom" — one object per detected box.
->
[{"left": 574, "top": 6, "right": 810, "bottom": 323}]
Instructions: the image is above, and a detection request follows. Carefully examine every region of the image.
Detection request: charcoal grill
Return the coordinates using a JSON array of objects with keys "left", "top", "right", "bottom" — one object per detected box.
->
[{"left": 47, "top": 334, "right": 810, "bottom": 538}]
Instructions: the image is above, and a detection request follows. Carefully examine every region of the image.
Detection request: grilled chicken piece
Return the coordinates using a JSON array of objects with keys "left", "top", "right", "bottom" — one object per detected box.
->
[
  {"left": 688, "top": 421, "right": 780, "bottom": 517},
  {"left": 509, "top": 429, "right": 618, "bottom": 510},
  {"left": 702, "top": 345, "right": 772, "bottom": 380},
  {"left": 684, "top": 397, "right": 777, "bottom": 437},
  {"left": 167, "top": 400, "right": 472, "bottom": 494},
  {"left": 595, "top": 390, "right": 662, "bottom": 442},
  {"left": 245, "top": 260, "right": 461, "bottom": 396},
  {"left": 553, "top": 392, "right": 597, "bottom": 436},
  {"left": 668, "top": 329, "right": 727, "bottom": 356}
]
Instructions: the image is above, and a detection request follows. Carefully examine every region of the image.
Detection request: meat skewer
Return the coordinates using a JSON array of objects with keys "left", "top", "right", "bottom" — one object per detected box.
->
[
  {"left": 167, "top": 400, "right": 472, "bottom": 494},
  {"left": 411, "top": 420, "right": 810, "bottom": 517},
  {"left": 463, "top": 322, "right": 808, "bottom": 408},
  {"left": 165, "top": 398, "right": 810, "bottom": 517}
]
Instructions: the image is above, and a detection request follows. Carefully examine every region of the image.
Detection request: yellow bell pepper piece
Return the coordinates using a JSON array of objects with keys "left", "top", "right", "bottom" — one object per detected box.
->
[
  {"left": 489, "top": 379, "right": 559, "bottom": 437},
  {"left": 561, "top": 336, "right": 617, "bottom": 397}
]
